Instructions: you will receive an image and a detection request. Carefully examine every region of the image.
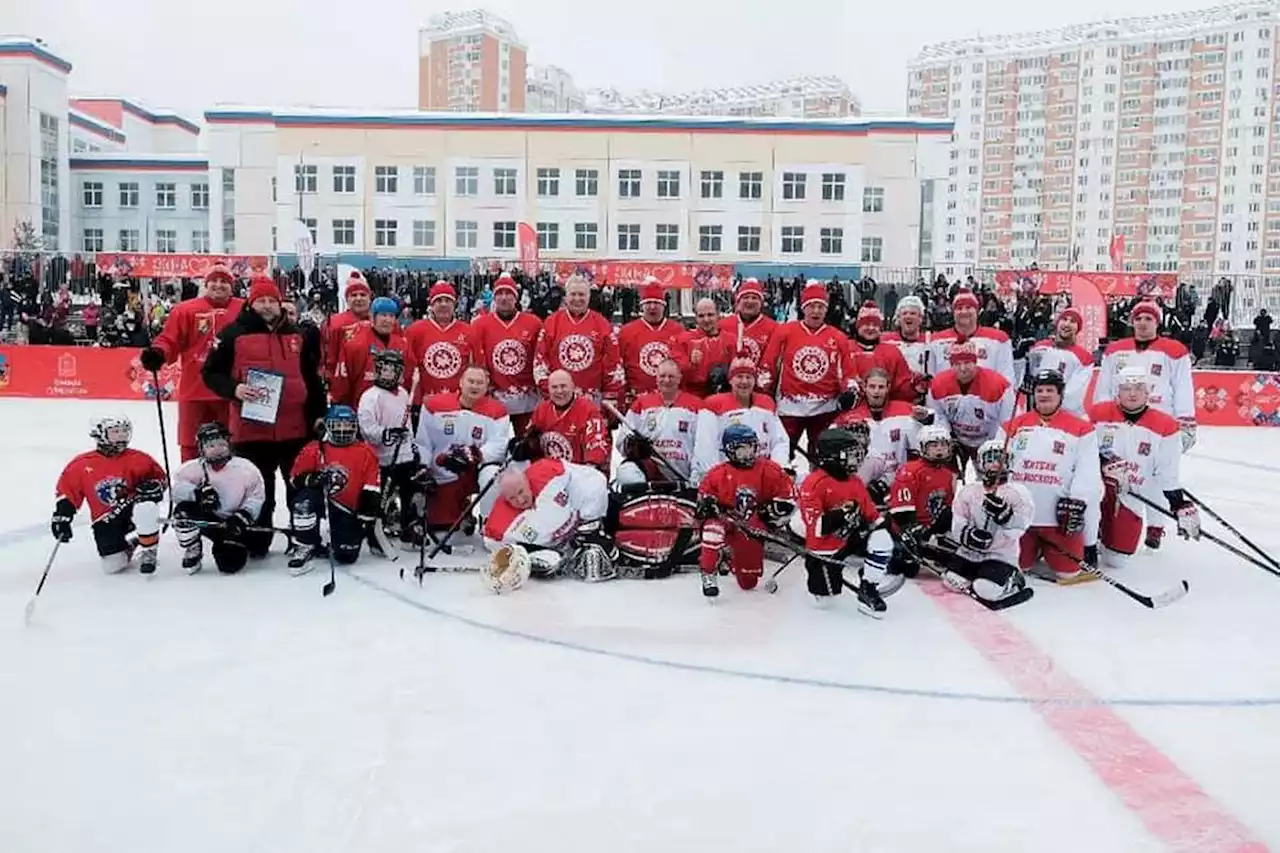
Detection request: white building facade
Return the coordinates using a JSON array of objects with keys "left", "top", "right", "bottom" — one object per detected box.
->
[{"left": 71, "top": 155, "right": 211, "bottom": 254}]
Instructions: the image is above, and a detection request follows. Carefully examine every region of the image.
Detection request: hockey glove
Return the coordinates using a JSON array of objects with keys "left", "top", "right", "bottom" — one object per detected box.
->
[
  {"left": 135, "top": 478, "right": 165, "bottom": 505},
  {"left": 897, "top": 521, "right": 926, "bottom": 557},
  {"left": 195, "top": 483, "right": 221, "bottom": 514},
  {"left": 819, "top": 502, "right": 862, "bottom": 537},
  {"left": 959, "top": 525, "right": 993, "bottom": 553},
  {"left": 438, "top": 445, "right": 478, "bottom": 475},
  {"left": 139, "top": 346, "right": 166, "bottom": 372},
  {"left": 707, "top": 364, "right": 730, "bottom": 395},
  {"left": 1055, "top": 497, "right": 1087, "bottom": 535},
  {"left": 508, "top": 431, "right": 541, "bottom": 463},
  {"left": 1178, "top": 417, "right": 1197, "bottom": 453},
  {"left": 1101, "top": 457, "right": 1130, "bottom": 495},
  {"left": 622, "top": 433, "right": 653, "bottom": 462},
  {"left": 1175, "top": 502, "right": 1202, "bottom": 541},
  {"left": 982, "top": 492, "right": 1014, "bottom": 525},
  {"left": 911, "top": 373, "right": 932, "bottom": 400},
  {"left": 694, "top": 495, "right": 720, "bottom": 520},
  {"left": 50, "top": 498, "right": 75, "bottom": 543},
  {"left": 382, "top": 427, "right": 410, "bottom": 447},
  {"left": 1013, "top": 337, "right": 1036, "bottom": 360},
  {"left": 837, "top": 388, "right": 860, "bottom": 411},
  {"left": 295, "top": 470, "right": 329, "bottom": 491},
  {"left": 911, "top": 405, "right": 935, "bottom": 425},
  {"left": 866, "top": 478, "right": 890, "bottom": 508},
  {"left": 356, "top": 489, "right": 382, "bottom": 522},
  {"left": 221, "top": 509, "right": 255, "bottom": 540},
  {"left": 759, "top": 499, "right": 796, "bottom": 530},
  {"left": 1083, "top": 544, "right": 1099, "bottom": 567}
]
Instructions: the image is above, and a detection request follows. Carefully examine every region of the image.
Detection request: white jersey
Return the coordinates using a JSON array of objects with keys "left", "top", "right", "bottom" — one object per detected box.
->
[
  {"left": 1028, "top": 341, "right": 1095, "bottom": 417},
  {"left": 928, "top": 327, "right": 1016, "bottom": 381},
  {"left": 1088, "top": 402, "right": 1181, "bottom": 516},
  {"left": 926, "top": 367, "right": 1015, "bottom": 450},
  {"left": 1094, "top": 337, "right": 1195, "bottom": 421},
  {"left": 171, "top": 457, "right": 266, "bottom": 521},
  {"left": 882, "top": 330, "right": 931, "bottom": 380},
  {"left": 694, "top": 392, "right": 790, "bottom": 482},
  {"left": 414, "top": 392, "right": 512, "bottom": 485},
  {"left": 485, "top": 458, "right": 609, "bottom": 548},
  {"left": 357, "top": 385, "right": 413, "bottom": 468},
  {"left": 950, "top": 480, "right": 1034, "bottom": 565},
  {"left": 834, "top": 401, "right": 921, "bottom": 487},
  {"left": 1000, "top": 409, "right": 1103, "bottom": 531},
  {"left": 619, "top": 390, "right": 703, "bottom": 483}
]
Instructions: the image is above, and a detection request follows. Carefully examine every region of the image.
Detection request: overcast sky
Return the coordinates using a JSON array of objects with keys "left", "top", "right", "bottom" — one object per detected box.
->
[{"left": 9, "top": 0, "right": 1234, "bottom": 119}]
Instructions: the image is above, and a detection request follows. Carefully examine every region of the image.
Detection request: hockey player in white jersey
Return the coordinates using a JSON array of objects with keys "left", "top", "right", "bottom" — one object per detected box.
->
[
  {"left": 944, "top": 439, "right": 1035, "bottom": 608},
  {"left": 833, "top": 366, "right": 921, "bottom": 506},
  {"left": 925, "top": 342, "right": 1015, "bottom": 472},
  {"left": 616, "top": 358, "right": 703, "bottom": 488},
  {"left": 927, "top": 289, "right": 1015, "bottom": 378},
  {"left": 357, "top": 348, "right": 417, "bottom": 548},
  {"left": 170, "top": 422, "right": 268, "bottom": 574},
  {"left": 1027, "top": 307, "right": 1095, "bottom": 416},
  {"left": 881, "top": 295, "right": 932, "bottom": 402},
  {"left": 694, "top": 356, "right": 790, "bottom": 482}
]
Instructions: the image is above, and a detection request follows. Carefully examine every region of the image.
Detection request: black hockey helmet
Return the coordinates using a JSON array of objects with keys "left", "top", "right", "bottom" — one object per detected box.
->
[
  {"left": 815, "top": 424, "right": 869, "bottom": 480},
  {"left": 372, "top": 348, "right": 405, "bottom": 390},
  {"left": 196, "top": 421, "right": 233, "bottom": 466},
  {"left": 1031, "top": 368, "right": 1065, "bottom": 395}
]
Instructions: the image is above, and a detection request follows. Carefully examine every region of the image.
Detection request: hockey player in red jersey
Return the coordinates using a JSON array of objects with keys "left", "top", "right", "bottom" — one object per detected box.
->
[
  {"left": 322, "top": 272, "right": 373, "bottom": 380},
  {"left": 718, "top": 277, "right": 777, "bottom": 368},
  {"left": 286, "top": 405, "right": 382, "bottom": 573},
  {"left": 617, "top": 279, "right": 687, "bottom": 404},
  {"left": 471, "top": 272, "right": 542, "bottom": 433},
  {"left": 759, "top": 282, "right": 859, "bottom": 458},
  {"left": 679, "top": 297, "right": 737, "bottom": 396},
  {"left": 1028, "top": 307, "right": 1094, "bottom": 415},
  {"left": 533, "top": 275, "right": 622, "bottom": 406},
  {"left": 927, "top": 289, "right": 1015, "bottom": 378},
  {"left": 52, "top": 416, "right": 167, "bottom": 574},
  {"left": 886, "top": 424, "right": 958, "bottom": 576},
  {"left": 882, "top": 295, "right": 932, "bottom": 402},
  {"left": 694, "top": 357, "right": 789, "bottom": 483},
  {"left": 833, "top": 367, "right": 922, "bottom": 503},
  {"left": 694, "top": 424, "right": 797, "bottom": 597},
  {"left": 139, "top": 264, "right": 244, "bottom": 461},
  {"left": 796, "top": 424, "right": 897, "bottom": 615},
  {"left": 521, "top": 370, "right": 611, "bottom": 471},
  {"left": 405, "top": 281, "right": 474, "bottom": 409},
  {"left": 330, "top": 297, "right": 410, "bottom": 407},
  {"left": 848, "top": 301, "right": 916, "bottom": 403}
]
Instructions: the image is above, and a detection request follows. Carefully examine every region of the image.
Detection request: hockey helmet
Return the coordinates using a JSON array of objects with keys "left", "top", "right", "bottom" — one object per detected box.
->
[
  {"left": 976, "top": 439, "right": 1009, "bottom": 485},
  {"left": 370, "top": 296, "right": 399, "bottom": 317},
  {"left": 1031, "top": 368, "right": 1065, "bottom": 395},
  {"left": 372, "top": 348, "right": 405, "bottom": 390},
  {"left": 90, "top": 415, "right": 133, "bottom": 456},
  {"left": 721, "top": 423, "right": 759, "bottom": 469},
  {"left": 916, "top": 424, "right": 952, "bottom": 464},
  {"left": 196, "top": 421, "right": 233, "bottom": 466},
  {"left": 324, "top": 404, "right": 360, "bottom": 447},
  {"left": 816, "top": 424, "right": 869, "bottom": 480}
]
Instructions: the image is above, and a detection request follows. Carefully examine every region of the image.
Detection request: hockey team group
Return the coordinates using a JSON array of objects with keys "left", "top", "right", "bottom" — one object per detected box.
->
[{"left": 45, "top": 261, "right": 1205, "bottom": 616}]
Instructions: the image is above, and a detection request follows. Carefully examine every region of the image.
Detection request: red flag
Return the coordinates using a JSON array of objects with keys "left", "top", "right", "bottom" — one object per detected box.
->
[
  {"left": 1065, "top": 274, "right": 1108, "bottom": 354},
  {"left": 517, "top": 223, "right": 538, "bottom": 276},
  {"left": 1108, "top": 234, "right": 1125, "bottom": 271}
]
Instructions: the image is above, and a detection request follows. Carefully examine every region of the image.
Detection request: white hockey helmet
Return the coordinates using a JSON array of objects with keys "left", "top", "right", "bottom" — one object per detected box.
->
[
  {"left": 916, "top": 424, "right": 952, "bottom": 463},
  {"left": 976, "top": 439, "right": 1009, "bottom": 484},
  {"left": 1117, "top": 366, "right": 1150, "bottom": 390}
]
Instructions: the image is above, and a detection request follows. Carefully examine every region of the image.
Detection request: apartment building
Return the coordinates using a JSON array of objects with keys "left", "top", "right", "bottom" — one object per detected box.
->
[{"left": 417, "top": 10, "right": 527, "bottom": 113}]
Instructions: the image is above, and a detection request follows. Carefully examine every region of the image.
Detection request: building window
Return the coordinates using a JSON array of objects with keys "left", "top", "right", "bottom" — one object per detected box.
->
[
  {"left": 820, "top": 227, "right": 844, "bottom": 254},
  {"left": 412, "top": 220, "right": 436, "bottom": 248},
  {"left": 411, "top": 166, "right": 435, "bottom": 196},
  {"left": 574, "top": 223, "right": 598, "bottom": 250},
  {"left": 537, "top": 222, "right": 560, "bottom": 250},
  {"left": 655, "top": 224, "right": 679, "bottom": 252},
  {"left": 39, "top": 114, "right": 59, "bottom": 243},
  {"left": 155, "top": 229, "right": 177, "bottom": 253},
  {"left": 455, "top": 166, "right": 479, "bottom": 196},
  {"left": 657, "top": 170, "right": 681, "bottom": 198},
  {"left": 618, "top": 169, "right": 641, "bottom": 198},
  {"left": 333, "top": 219, "right": 355, "bottom": 246},
  {"left": 117, "top": 229, "right": 139, "bottom": 252},
  {"left": 860, "top": 236, "right": 884, "bottom": 263},
  {"left": 221, "top": 168, "right": 235, "bottom": 251},
  {"left": 190, "top": 183, "right": 209, "bottom": 210},
  {"left": 575, "top": 169, "right": 598, "bottom": 197},
  {"left": 455, "top": 220, "right": 478, "bottom": 249},
  {"left": 821, "top": 173, "right": 846, "bottom": 201},
  {"left": 82, "top": 228, "right": 103, "bottom": 252},
  {"left": 271, "top": 177, "right": 277, "bottom": 202},
  {"left": 782, "top": 172, "right": 807, "bottom": 200},
  {"left": 494, "top": 168, "right": 518, "bottom": 196},
  {"left": 295, "top": 164, "right": 318, "bottom": 194},
  {"left": 739, "top": 171, "right": 763, "bottom": 199},
  {"left": 780, "top": 226, "right": 804, "bottom": 253},
  {"left": 617, "top": 223, "right": 640, "bottom": 251},
  {"left": 82, "top": 181, "right": 103, "bottom": 208},
  {"left": 537, "top": 168, "right": 560, "bottom": 197},
  {"left": 862, "top": 186, "right": 885, "bottom": 213},
  {"left": 698, "top": 225, "right": 722, "bottom": 253},
  {"left": 374, "top": 219, "right": 398, "bottom": 247},
  {"left": 333, "top": 166, "right": 356, "bottom": 193},
  {"left": 375, "top": 166, "right": 399, "bottom": 194},
  {"left": 302, "top": 218, "right": 317, "bottom": 242},
  {"left": 191, "top": 230, "right": 210, "bottom": 253},
  {"left": 700, "top": 170, "right": 724, "bottom": 199},
  {"left": 119, "top": 182, "right": 139, "bottom": 208},
  {"left": 737, "top": 225, "right": 761, "bottom": 253},
  {"left": 156, "top": 183, "right": 177, "bottom": 210}
]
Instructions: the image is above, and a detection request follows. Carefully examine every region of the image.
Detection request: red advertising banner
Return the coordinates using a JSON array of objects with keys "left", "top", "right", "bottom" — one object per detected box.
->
[
  {"left": 553, "top": 261, "right": 735, "bottom": 290},
  {"left": 995, "top": 270, "right": 1178, "bottom": 301},
  {"left": 516, "top": 223, "right": 539, "bottom": 276},
  {"left": 0, "top": 346, "right": 182, "bottom": 401},
  {"left": 94, "top": 253, "right": 270, "bottom": 279}
]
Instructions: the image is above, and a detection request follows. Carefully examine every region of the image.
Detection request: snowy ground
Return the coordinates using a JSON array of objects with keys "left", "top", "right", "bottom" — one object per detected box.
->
[{"left": 2, "top": 398, "right": 1279, "bottom": 853}]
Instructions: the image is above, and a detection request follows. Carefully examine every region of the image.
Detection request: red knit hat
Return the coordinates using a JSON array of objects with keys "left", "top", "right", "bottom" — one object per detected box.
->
[
  {"left": 735, "top": 277, "right": 764, "bottom": 303},
  {"left": 801, "top": 282, "right": 828, "bottom": 310},
  {"left": 640, "top": 282, "right": 665, "bottom": 306},
  {"left": 345, "top": 272, "right": 371, "bottom": 298},
  {"left": 952, "top": 289, "right": 980, "bottom": 311},
  {"left": 949, "top": 342, "right": 978, "bottom": 364},
  {"left": 1057, "top": 307, "right": 1084, "bottom": 328},
  {"left": 728, "top": 356, "right": 757, "bottom": 380},
  {"left": 429, "top": 280, "right": 457, "bottom": 303},
  {"left": 1130, "top": 301, "right": 1162, "bottom": 323},
  {"left": 855, "top": 300, "right": 883, "bottom": 329},
  {"left": 247, "top": 276, "right": 281, "bottom": 306},
  {"left": 203, "top": 264, "right": 234, "bottom": 285},
  {"left": 493, "top": 272, "right": 518, "bottom": 298}
]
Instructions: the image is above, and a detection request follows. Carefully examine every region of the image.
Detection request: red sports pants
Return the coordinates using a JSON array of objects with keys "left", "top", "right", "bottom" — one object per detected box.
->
[
  {"left": 1018, "top": 526, "right": 1084, "bottom": 576},
  {"left": 699, "top": 519, "right": 764, "bottom": 590},
  {"left": 1099, "top": 485, "right": 1145, "bottom": 555},
  {"left": 428, "top": 472, "right": 479, "bottom": 528},
  {"left": 177, "top": 399, "right": 233, "bottom": 462},
  {"left": 781, "top": 412, "right": 838, "bottom": 462}
]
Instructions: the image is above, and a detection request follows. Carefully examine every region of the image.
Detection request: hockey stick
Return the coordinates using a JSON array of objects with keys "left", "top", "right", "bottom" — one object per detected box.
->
[
  {"left": 160, "top": 516, "right": 293, "bottom": 537},
  {"left": 139, "top": 279, "right": 175, "bottom": 528},
  {"left": 1128, "top": 492, "right": 1280, "bottom": 578},
  {"left": 23, "top": 541, "right": 63, "bottom": 625},
  {"left": 314, "top": 445, "right": 337, "bottom": 597},
  {"left": 1184, "top": 490, "right": 1280, "bottom": 574},
  {"left": 762, "top": 553, "right": 800, "bottom": 594},
  {"left": 600, "top": 399, "right": 689, "bottom": 486},
  {"left": 911, "top": 546, "right": 1034, "bottom": 611},
  {"left": 414, "top": 457, "right": 508, "bottom": 584},
  {"left": 1034, "top": 530, "right": 1189, "bottom": 609}
]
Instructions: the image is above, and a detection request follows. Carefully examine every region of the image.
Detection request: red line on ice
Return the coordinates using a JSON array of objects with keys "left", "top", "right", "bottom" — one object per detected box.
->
[{"left": 919, "top": 582, "right": 1268, "bottom": 852}]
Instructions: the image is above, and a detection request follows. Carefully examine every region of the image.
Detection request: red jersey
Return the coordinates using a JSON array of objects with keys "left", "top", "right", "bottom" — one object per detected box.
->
[
  {"left": 405, "top": 317, "right": 474, "bottom": 403},
  {"left": 533, "top": 308, "right": 622, "bottom": 400},
  {"left": 679, "top": 327, "right": 738, "bottom": 396},
  {"left": 471, "top": 311, "right": 543, "bottom": 416},
  {"left": 719, "top": 313, "right": 778, "bottom": 369},
  {"left": 798, "top": 468, "right": 880, "bottom": 556},
  {"left": 323, "top": 310, "right": 371, "bottom": 379},
  {"left": 528, "top": 396, "right": 611, "bottom": 470},
  {"left": 617, "top": 317, "right": 687, "bottom": 399},
  {"left": 849, "top": 338, "right": 916, "bottom": 403},
  {"left": 290, "top": 440, "right": 381, "bottom": 513},
  {"left": 759, "top": 322, "right": 858, "bottom": 417},
  {"left": 888, "top": 458, "right": 957, "bottom": 530},
  {"left": 330, "top": 326, "right": 410, "bottom": 408},
  {"left": 150, "top": 295, "right": 245, "bottom": 402},
  {"left": 698, "top": 458, "right": 796, "bottom": 531},
  {"left": 56, "top": 449, "right": 167, "bottom": 524}
]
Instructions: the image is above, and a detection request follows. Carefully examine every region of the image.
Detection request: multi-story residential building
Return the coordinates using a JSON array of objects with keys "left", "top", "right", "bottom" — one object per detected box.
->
[
  {"left": 204, "top": 109, "right": 950, "bottom": 275},
  {"left": 525, "top": 65, "right": 585, "bottom": 114},
  {"left": 578, "top": 76, "right": 860, "bottom": 119},
  {"left": 417, "top": 10, "right": 527, "bottom": 113},
  {"left": 908, "top": 0, "right": 1280, "bottom": 289}
]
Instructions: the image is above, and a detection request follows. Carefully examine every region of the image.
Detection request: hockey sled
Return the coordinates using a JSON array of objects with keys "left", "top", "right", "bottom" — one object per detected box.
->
[{"left": 608, "top": 487, "right": 701, "bottom": 578}]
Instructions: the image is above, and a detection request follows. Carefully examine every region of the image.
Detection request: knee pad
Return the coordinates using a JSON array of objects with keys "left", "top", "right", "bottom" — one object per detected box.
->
[
  {"left": 212, "top": 540, "right": 249, "bottom": 574},
  {"left": 735, "top": 572, "right": 759, "bottom": 590},
  {"left": 334, "top": 547, "right": 360, "bottom": 565},
  {"left": 132, "top": 500, "right": 161, "bottom": 548},
  {"left": 172, "top": 512, "right": 202, "bottom": 548}
]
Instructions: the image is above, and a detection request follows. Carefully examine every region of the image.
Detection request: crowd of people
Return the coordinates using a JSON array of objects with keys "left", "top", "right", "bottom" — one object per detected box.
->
[{"left": 47, "top": 262, "right": 1208, "bottom": 616}]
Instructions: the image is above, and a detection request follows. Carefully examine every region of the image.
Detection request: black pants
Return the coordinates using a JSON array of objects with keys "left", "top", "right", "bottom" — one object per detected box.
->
[
  {"left": 91, "top": 507, "right": 136, "bottom": 558},
  {"left": 292, "top": 486, "right": 366, "bottom": 564},
  {"left": 173, "top": 501, "right": 250, "bottom": 574},
  {"left": 234, "top": 438, "right": 307, "bottom": 556},
  {"left": 381, "top": 461, "right": 418, "bottom": 540}
]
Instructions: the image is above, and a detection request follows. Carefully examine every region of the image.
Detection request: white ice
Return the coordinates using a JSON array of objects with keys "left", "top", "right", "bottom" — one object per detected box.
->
[{"left": 2, "top": 397, "right": 1280, "bottom": 853}]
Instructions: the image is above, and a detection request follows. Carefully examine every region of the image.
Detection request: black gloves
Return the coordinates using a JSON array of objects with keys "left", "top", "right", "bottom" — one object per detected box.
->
[
  {"left": 866, "top": 479, "right": 889, "bottom": 507},
  {"left": 195, "top": 483, "right": 221, "bottom": 514},
  {"left": 51, "top": 498, "right": 75, "bottom": 543},
  {"left": 982, "top": 492, "right": 1013, "bottom": 525},
  {"left": 382, "top": 427, "right": 410, "bottom": 447},
  {"left": 508, "top": 431, "right": 541, "bottom": 463},
  {"left": 694, "top": 495, "right": 720, "bottom": 520},
  {"left": 960, "top": 525, "right": 993, "bottom": 552},
  {"left": 139, "top": 346, "right": 165, "bottom": 372},
  {"left": 622, "top": 433, "right": 653, "bottom": 462}
]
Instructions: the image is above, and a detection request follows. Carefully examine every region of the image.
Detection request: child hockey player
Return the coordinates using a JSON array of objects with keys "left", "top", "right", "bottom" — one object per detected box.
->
[
  {"left": 885, "top": 424, "right": 958, "bottom": 576},
  {"left": 170, "top": 422, "right": 267, "bottom": 574},
  {"left": 357, "top": 349, "right": 416, "bottom": 548},
  {"left": 52, "top": 416, "right": 167, "bottom": 574}
]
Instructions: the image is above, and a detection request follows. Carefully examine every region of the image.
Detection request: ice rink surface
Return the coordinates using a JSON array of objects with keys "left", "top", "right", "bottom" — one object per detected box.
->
[{"left": 2, "top": 397, "right": 1279, "bottom": 853}]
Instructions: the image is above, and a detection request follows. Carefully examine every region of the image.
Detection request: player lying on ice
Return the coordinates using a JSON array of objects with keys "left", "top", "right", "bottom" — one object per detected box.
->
[{"left": 170, "top": 422, "right": 267, "bottom": 574}]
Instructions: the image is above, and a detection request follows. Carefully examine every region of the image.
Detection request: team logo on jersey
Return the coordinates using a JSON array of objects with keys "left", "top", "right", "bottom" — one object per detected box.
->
[
  {"left": 443, "top": 418, "right": 455, "bottom": 435},
  {"left": 890, "top": 428, "right": 901, "bottom": 442},
  {"left": 423, "top": 341, "right": 463, "bottom": 379},
  {"left": 678, "top": 420, "right": 689, "bottom": 433},
  {"left": 925, "top": 490, "right": 950, "bottom": 524},
  {"left": 1150, "top": 364, "right": 1162, "bottom": 377},
  {"left": 646, "top": 414, "right": 658, "bottom": 432},
  {"left": 1056, "top": 361, "right": 1067, "bottom": 374},
  {"left": 558, "top": 334, "right": 597, "bottom": 372},
  {"left": 94, "top": 476, "right": 130, "bottom": 507},
  {"left": 733, "top": 486, "right": 758, "bottom": 520},
  {"left": 344, "top": 326, "right": 361, "bottom": 342},
  {"left": 472, "top": 426, "right": 484, "bottom": 441},
  {"left": 638, "top": 341, "right": 671, "bottom": 377},
  {"left": 974, "top": 408, "right": 984, "bottom": 420},
  {"left": 196, "top": 314, "right": 211, "bottom": 335},
  {"left": 1015, "top": 433, "right": 1030, "bottom": 451},
  {"left": 554, "top": 489, "right": 569, "bottom": 507},
  {"left": 492, "top": 339, "right": 528, "bottom": 376},
  {"left": 1138, "top": 441, "right": 1151, "bottom": 456},
  {"left": 321, "top": 464, "right": 349, "bottom": 496},
  {"left": 1052, "top": 440, "right": 1065, "bottom": 455},
  {"left": 1099, "top": 430, "right": 1115, "bottom": 450},
  {"left": 540, "top": 431, "right": 575, "bottom": 461},
  {"left": 792, "top": 346, "right": 830, "bottom": 384}
]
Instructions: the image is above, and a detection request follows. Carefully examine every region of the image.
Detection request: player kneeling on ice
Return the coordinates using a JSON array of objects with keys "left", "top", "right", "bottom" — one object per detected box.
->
[
  {"left": 52, "top": 416, "right": 167, "bottom": 574},
  {"left": 796, "top": 424, "right": 896, "bottom": 616},
  {"left": 885, "top": 424, "right": 958, "bottom": 577},
  {"left": 480, "top": 458, "right": 613, "bottom": 593},
  {"left": 170, "top": 422, "right": 267, "bottom": 574},
  {"left": 944, "top": 441, "right": 1035, "bottom": 608},
  {"left": 357, "top": 348, "right": 417, "bottom": 548},
  {"left": 694, "top": 424, "right": 797, "bottom": 598},
  {"left": 286, "top": 405, "right": 382, "bottom": 574}
]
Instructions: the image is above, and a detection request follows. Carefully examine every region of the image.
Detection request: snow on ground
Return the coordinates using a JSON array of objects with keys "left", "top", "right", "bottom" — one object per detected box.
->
[{"left": 2, "top": 398, "right": 1279, "bottom": 852}]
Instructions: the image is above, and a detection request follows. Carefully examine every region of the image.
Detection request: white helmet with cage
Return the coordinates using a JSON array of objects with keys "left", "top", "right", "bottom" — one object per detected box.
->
[
  {"left": 916, "top": 424, "right": 952, "bottom": 464},
  {"left": 90, "top": 416, "right": 133, "bottom": 456}
]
